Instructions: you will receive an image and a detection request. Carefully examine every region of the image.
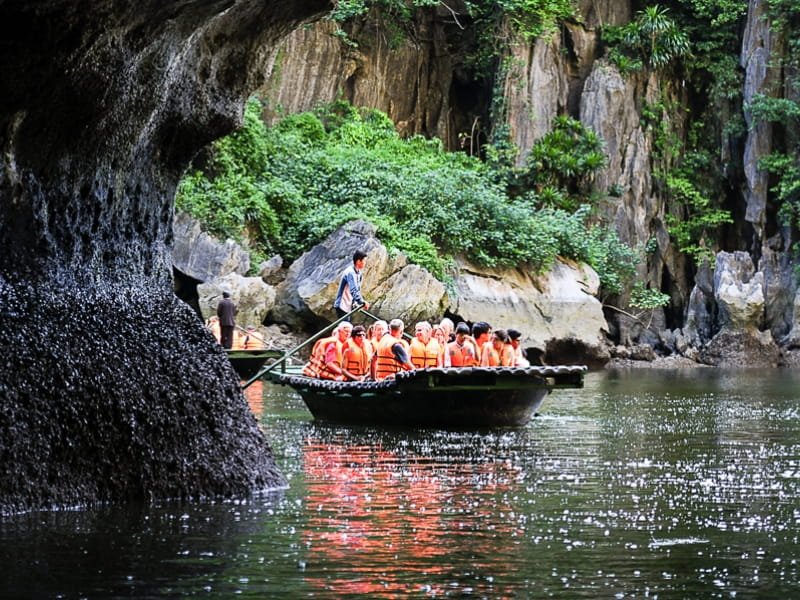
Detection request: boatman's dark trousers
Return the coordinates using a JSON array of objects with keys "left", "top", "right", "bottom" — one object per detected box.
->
[{"left": 220, "top": 326, "right": 234, "bottom": 349}]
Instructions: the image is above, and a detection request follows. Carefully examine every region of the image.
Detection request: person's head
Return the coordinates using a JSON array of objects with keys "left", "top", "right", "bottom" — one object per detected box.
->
[
  {"left": 372, "top": 319, "right": 388, "bottom": 339},
  {"left": 414, "top": 321, "right": 432, "bottom": 343},
  {"left": 472, "top": 321, "right": 492, "bottom": 344},
  {"left": 351, "top": 325, "right": 366, "bottom": 345},
  {"left": 389, "top": 318, "right": 404, "bottom": 337},
  {"left": 492, "top": 329, "right": 508, "bottom": 350},
  {"left": 455, "top": 322, "right": 470, "bottom": 340},
  {"left": 336, "top": 321, "right": 353, "bottom": 341},
  {"left": 353, "top": 250, "right": 367, "bottom": 271},
  {"left": 432, "top": 325, "right": 446, "bottom": 345},
  {"left": 439, "top": 318, "right": 454, "bottom": 337},
  {"left": 508, "top": 328, "right": 522, "bottom": 348},
  {"left": 222, "top": 291, "right": 230, "bottom": 299}
]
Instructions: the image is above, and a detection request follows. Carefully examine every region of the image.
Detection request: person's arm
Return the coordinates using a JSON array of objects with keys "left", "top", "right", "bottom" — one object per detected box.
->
[
  {"left": 480, "top": 344, "right": 491, "bottom": 367},
  {"left": 392, "top": 342, "right": 414, "bottom": 370},
  {"left": 346, "top": 269, "right": 368, "bottom": 309},
  {"left": 323, "top": 342, "right": 344, "bottom": 378}
]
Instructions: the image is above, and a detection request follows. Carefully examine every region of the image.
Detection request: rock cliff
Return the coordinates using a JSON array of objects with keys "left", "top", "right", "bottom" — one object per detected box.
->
[
  {"left": 0, "top": 0, "right": 331, "bottom": 512},
  {"left": 256, "top": 0, "right": 799, "bottom": 367}
]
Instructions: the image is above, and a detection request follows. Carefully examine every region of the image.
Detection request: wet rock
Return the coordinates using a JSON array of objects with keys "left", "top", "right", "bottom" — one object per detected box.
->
[
  {"left": 684, "top": 261, "right": 715, "bottom": 347},
  {"left": 629, "top": 344, "right": 656, "bottom": 362},
  {"left": 701, "top": 328, "right": 780, "bottom": 368},
  {"left": 0, "top": 281, "right": 284, "bottom": 514},
  {"left": 0, "top": 0, "right": 330, "bottom": 511}
]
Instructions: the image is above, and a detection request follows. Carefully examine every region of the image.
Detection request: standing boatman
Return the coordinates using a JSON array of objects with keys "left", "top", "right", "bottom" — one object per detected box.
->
[
  {"left": 333, "top": 250, "right": 370, "bottom": 318},
  {"left": 216, "top": 291, "right": 237, "bottom": 349}
]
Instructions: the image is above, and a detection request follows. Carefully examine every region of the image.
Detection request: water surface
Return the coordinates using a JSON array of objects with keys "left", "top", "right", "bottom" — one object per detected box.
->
[{"left": 2, "top": 369, "right": 799, "bottom": 597}]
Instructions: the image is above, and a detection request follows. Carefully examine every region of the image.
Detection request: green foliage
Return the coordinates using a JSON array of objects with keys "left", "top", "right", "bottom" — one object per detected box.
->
[
  {"left": 603, "top": 5, "right": 691, "bottom": 73},
  {"left": 521, "top": 116, "right": 607, "bottom": 210},
  {"left": 177, "top": 98, "right": 639, "bottom": 292},
  {"left": 664, "top": 173, "right": 733, "bottom": 264},
  {"left": 493, "top": 0, "right": 575, "bottom": 40},
  {"left": 747, "top": 94, "right": 800, "bottom": 124},
  {"left": 760, "top": 153, "right": 800, "bottom": 264},
  {"left": 630, "top": 282, "right": 670, "bottom": 311}
]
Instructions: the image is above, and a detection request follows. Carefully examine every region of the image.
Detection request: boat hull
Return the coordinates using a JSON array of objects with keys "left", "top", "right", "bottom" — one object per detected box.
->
[
  {"left": 226, "top": 349, "right": 283, "bottom": 380},
  {"left": 268, "top": 366, "right": 585, "bottom": 427}
]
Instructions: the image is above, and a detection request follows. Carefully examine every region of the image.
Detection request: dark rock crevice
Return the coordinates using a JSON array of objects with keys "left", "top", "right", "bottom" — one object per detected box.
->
[{"left": 0, "top": 0, "right": 331, "bottom": 513}]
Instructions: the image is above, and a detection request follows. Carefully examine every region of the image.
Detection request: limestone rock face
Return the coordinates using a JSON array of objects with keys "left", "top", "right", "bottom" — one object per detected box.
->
[
  {"left": 198, "top": 274, "right": 277, "bottom": 328},
  {"left": 450, "top": 258, "right": 608, "bottom": 365},
  {"left": 260, "top": 10, "right": 475, "bottom": 149},
  {"left": 271, "top": 220, "right": 609, "bottom": 365},
  {"left": 780, "top": 288, "right": 800, "bottom": 349},
  {"left": 503, "top": 34, "right": 569, "bottom": 166},
  {"left": 741, "top": 0, "right": 776, "bottom": 234},
  {"left": 713, "top": 251, "right": 764, "bottom": 331},
  {"left": 369, "top": 265, "right": 449, "bottom": 325},
  {"left": 0, "top": 0, "right": 331, "bottom": 512},
  {"left": 580, "top": 62, "right": 656, "bottom": 249},
  {"left": 271, "top": 220, "right": 390, "bottom": 327},
  {"left": 172, "top": 212, "right": 250, "bottom": 281}
]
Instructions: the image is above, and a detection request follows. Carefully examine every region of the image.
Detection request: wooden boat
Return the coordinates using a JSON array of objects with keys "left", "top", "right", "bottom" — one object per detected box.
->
[
  {"left": 226, "top": 348, "right": 284, "bottom": 380},
  {"left": 264, "top": 365, "right": 586, "bottom": 427}
]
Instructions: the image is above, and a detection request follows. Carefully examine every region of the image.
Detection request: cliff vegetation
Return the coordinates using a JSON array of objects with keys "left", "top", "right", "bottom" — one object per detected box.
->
[{"left": 177, "top": 98, "right": 640, "bottom": 296}]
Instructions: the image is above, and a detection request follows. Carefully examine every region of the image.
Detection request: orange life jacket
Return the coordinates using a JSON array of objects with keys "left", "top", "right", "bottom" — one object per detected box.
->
[
  {"left": 375, "top": 335, "right": 410, "bottom": 380},
  {"left": 344, "top": 339, "right": 371, "bottom": 377},
  {"left": 410, "top": 338, "right": 441, "bottom": 369},
  {"left": 447, "top": 339, "right": 473, "bottom": 367},
  {"left": 302, "top": 336, "right": 343, "bottom": 379}
]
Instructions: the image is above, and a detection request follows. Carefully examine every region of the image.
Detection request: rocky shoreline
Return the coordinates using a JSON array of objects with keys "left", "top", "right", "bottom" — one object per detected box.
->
[{"left": 176, "top": 216, "right": 800, "bottom": 370}]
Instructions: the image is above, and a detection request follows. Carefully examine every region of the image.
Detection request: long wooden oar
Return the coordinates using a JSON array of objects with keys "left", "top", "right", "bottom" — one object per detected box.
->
[{"left": 241, "top": 304, "right": 365, "bottom": 389}]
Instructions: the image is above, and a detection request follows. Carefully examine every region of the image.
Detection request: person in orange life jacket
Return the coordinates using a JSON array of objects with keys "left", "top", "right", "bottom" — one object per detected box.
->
[
  {"left": 432, "top": 324, "right": 449, "bottom": 367},
  {"left": 333, "top": 250, "right": 369, "bottom": 319},
  {"left": 374, "top": 318, "right": 414, "bottom": 380},
  {"left": 439, "top": 318, "right": 455, "bottom": 343},
  {"left": 507, "top": 328, "right": 531, "bottom": 367},
  {"left": 216, "top": 291, "right": 237, "bottom": 349},
  {"left": 461, "top": 321, "right": 490, "bottom": 367},
  {"left": 410, "top": 321, "right": 442, "bottom": 369},
  {"left": 368, "top": 319, "right": 388, "bottom": 379},
  {"left": 447, "top": 322, "right": 476, "bottom": 367},
  {"left": 341, "top": 325, "right": 372, "bottom": 381},
  {"left": 302, "top": 322, "right": 353, "bottom": 380},
  {"left": 481, "top": 329, "right": 509, "bottom": 366}
]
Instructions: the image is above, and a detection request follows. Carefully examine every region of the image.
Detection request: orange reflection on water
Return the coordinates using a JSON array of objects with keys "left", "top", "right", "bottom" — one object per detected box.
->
[
  {"left": 301, "top": 437, "right": 523, "bottom": 596},
  {"left": 242, "top": 380, "right": 263, "bottom": 419}
]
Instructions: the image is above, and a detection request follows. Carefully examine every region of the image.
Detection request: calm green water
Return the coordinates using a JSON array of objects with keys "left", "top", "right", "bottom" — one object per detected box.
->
[{"left": 2, "top": 369, "right": 800, "bottom": 598}]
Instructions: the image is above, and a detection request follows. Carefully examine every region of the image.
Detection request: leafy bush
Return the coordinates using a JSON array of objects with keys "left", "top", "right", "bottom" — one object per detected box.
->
[
  {"left": 522, "top": 115, "right": 607, "bottom": 209},
  {"left": 603, "top": 5, "right": 690, "bottom": 73},
  {"left": 177, "top": 98, "right": 639, "bottom": 292},
  {"left": 664, "top": 173, "right": 733, "bottom": 264}
]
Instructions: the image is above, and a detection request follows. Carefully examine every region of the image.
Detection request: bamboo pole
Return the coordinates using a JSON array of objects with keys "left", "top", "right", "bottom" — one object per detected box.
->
[{"left": 359, "top": 307, "right": 413, "bottom": 340}]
